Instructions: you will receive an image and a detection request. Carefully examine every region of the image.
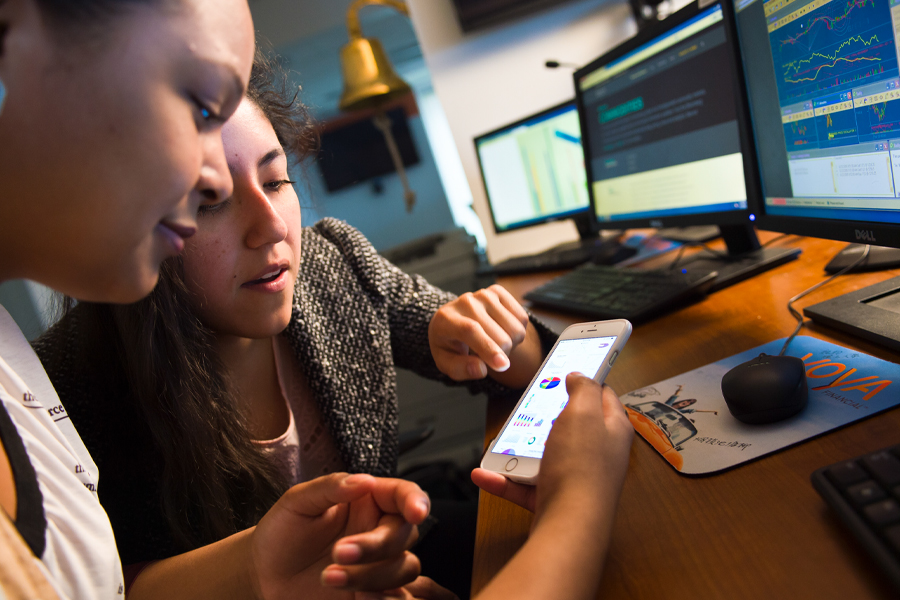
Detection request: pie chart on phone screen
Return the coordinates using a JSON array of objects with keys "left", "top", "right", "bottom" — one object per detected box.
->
[{"left": 540, "top": 377, "right": 561, "bottom": 389}]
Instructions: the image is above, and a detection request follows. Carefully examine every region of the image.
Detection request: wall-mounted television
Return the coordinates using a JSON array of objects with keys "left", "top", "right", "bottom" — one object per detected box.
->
[
  {"left": 316, "top": 106, "right": 420, "bottom": 193},
  {"left": 451, "top": 0, "right": 581, "bottom": 32}
]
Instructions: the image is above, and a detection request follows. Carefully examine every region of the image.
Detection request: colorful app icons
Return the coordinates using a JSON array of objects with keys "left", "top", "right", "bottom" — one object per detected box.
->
[{"left": 540, "top": 377, "right": 561, "bottom": 389}]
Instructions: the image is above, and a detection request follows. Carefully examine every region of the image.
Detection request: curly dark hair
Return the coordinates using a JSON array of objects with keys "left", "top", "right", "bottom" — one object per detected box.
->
[
  {"left": 247, "top": 49, "right": 320, "bottom": 165},
  {"left": 37, "top": 49, "right": 320, "bottom": 557}
]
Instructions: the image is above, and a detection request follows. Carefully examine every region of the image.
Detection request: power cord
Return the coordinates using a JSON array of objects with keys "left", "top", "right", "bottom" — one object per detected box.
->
[{"left": 778, "top": 244, "right": 871, "bottom": 356}]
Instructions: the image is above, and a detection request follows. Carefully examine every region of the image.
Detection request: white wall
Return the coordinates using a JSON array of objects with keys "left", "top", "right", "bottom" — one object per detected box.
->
[{"left": 406, "top": 0, "right": 637, "bottom": 262}]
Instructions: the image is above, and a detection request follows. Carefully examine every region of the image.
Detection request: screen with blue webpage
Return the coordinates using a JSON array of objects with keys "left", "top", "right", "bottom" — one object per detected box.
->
[
  {"left": 734, "top": 0, "right": 900, "bottom": 223},
  {"left": 577, "top": 4, "right": 749, "bottom": 223},
  {"left": 492, "top": 336, "right": 617, "bottom": 459},
  {"left": 475, "top": 103, "right": 590, "bottom": 232}
]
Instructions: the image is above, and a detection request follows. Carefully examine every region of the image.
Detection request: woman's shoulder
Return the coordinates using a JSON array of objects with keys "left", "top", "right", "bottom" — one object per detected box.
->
[
  {"left": 300, "top": 218, "right": 399, "bottom": 295},
  {"left": 303, "top": 218, "right": 380, "bottom": 263}
]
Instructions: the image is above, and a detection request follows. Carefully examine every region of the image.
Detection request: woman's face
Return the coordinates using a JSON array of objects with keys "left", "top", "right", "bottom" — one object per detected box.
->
[
  {"left": 0, "top": 0, "right": 254, "bottom": 303},
  {"left": 182, "top": 98, "right": 303, "bottom": 340}
]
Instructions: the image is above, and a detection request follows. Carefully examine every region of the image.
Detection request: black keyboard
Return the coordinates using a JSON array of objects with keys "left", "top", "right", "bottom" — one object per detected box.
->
[
  {"left": 523, "top": 264, "right": 717, "bottom": 323},
  {"left": 483, "top": 237, "right": 637, "bottom": 277},
  {"left": 487, "top": 246, "right": 595, "bottom": 276},
  {"left": 812, "top": 444, "right": 900, "bottom": 591}
]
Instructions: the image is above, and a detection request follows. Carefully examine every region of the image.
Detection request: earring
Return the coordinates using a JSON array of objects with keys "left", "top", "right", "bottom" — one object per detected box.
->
[{"left": 0, "top": 77, "right": 5, "bottom": 115}]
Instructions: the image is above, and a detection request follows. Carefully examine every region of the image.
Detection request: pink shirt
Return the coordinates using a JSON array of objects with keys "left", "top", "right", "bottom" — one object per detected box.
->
[{"left": 252, "top": 336, "right": 344, "bottom": 485}]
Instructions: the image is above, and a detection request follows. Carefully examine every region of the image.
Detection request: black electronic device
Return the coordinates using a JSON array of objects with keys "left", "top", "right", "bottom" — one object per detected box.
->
[
  {"left": 731, "top": 0, "right": 900, "bottom": 350},
  {"left": 572, "top": 0, "right": 800, "bottom": 294},
  {"left": 474, "top": 101, "right": 631, "bottom": 275},
  {"left": 317, "top": 107, "right": 419, "bottom": 193},
  {"left": 484, "top": 235, "right": 636, "bottom": 277},
  {"left": 825, "top": 244, "right": 900, "bottom": 274},
  {"left": 451, "top": 0, "right": 580, "bottom": 32},
  {"left": 523, "top": 263, "right": 718, "bottom": 323},
  {"left": 811, "top": 444, "right": 900, "bottom": 592},
  {"left": 720, "top": 353, "right": 809, "bottom": 424}
]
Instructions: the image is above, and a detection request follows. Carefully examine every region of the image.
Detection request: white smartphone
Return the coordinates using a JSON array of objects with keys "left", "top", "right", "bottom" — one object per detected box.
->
[{"left": 480, "top": 319, "right": 632, "bottom": 485}]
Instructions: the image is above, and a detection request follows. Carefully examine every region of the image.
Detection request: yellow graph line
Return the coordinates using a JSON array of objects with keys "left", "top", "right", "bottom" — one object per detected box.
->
[{"left": 783, "top": 34, "right": 881, "bottom": 83}]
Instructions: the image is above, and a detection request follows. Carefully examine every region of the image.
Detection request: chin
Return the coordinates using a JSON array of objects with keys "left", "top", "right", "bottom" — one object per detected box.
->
[{"left": 68, "top": 267, "right": 160, "bottom": 305}]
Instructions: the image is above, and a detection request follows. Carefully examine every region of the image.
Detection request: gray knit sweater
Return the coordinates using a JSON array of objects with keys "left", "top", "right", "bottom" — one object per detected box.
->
[{"left": 33, "top": 218, "right": 556, "bottom": 563}]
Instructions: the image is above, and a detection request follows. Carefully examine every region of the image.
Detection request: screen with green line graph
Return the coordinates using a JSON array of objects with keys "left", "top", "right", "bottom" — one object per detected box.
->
[{"left": 735, "top": 0, "right": 900, "bottom": 221}]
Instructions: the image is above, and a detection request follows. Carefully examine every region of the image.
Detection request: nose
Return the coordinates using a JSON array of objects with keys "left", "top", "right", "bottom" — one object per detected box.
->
[
  {"left": 243, "top": 184, "right": 289, "bottom": 249},
  {"left": 194, "top": 132, "right": 234, "bottom": 211}
]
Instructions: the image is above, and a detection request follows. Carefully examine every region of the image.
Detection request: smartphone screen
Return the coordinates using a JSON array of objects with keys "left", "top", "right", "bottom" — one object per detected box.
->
[{"left": 491, "top": 336, "right": 618, "bottom": 459}]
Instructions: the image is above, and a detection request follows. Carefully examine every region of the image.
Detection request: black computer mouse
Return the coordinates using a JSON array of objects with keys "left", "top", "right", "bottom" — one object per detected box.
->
[{"left": 720, "top": 353, "right": 808, "bottom": 424}]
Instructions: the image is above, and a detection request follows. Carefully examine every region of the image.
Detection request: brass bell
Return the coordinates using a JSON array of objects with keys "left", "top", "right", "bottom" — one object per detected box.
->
[
  {"left": 339, "top": 37, "right": 412, "bottom": 112},
  {"left": 337, "top": 0, "right": 417, "bottom": 211}
]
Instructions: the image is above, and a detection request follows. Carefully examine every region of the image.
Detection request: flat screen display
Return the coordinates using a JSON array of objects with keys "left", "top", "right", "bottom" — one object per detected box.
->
[
  {"left": 576, "top": 4, "right": 750, "bottom": 224},
  {"left": 475, "top": 102, "right": 590, "bottom": 233},
  {"left": 491, "top": 336, "right": 617, "bottom": 460},
  {"left": 733, "top": 0, "right": 900, "bottom": 225}
]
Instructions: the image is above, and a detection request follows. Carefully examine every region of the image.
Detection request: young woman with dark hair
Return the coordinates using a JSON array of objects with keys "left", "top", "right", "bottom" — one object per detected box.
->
[
  {"left": 33, "top": 50, "right": 553, "bottom": 598},
  {"left": 0, "top": 2, "right": 434, "bottom": 598}
]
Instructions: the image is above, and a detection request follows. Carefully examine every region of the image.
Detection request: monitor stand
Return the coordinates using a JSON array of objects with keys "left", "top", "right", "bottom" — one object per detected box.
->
[
  {"left": 824, "top": 244, "right": 900, "bottom": 274},
  {"left": 676, "top": 224, "right": 801, "bottom": 292},
  {"left": 656, "top": 225, "right": 720, "bottom": 244}
]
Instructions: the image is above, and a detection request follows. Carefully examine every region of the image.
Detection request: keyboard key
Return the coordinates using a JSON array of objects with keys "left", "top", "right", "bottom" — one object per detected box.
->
[
  {"left": 813, "top": 445, "right": 900, "bottom": 591},
  {"left": 885, "top": 524, "right": 900, "bottom": 555},
  {"left": 827, "top": 460, "right": 869, "bottom": 487},
  {"left": 524, "top": 264, "right": 717, "bottom": 323},
  {"left": 863, "top": 452, "right": 900, "bottom": 488},
  {"left": 846, "top": 480, "right": 887, "bottom": 507},
  {"left": 863, "top": 499, "right": 900, "bottom": 526}
]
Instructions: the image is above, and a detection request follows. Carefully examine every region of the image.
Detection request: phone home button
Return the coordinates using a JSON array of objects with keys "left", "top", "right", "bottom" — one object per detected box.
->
[{"left": 505, "top": 458, "right": 518, "bottom": 472}]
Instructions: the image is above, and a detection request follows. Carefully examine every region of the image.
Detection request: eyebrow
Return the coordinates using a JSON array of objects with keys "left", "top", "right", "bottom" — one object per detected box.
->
[{"left": 258, "top": 148, "right": 285, "bottom": 169}]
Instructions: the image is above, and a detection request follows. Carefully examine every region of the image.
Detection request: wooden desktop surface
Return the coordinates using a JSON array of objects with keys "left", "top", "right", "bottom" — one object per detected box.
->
[{"left": 472, "top": 232, "right": 900, "bottom": 599}]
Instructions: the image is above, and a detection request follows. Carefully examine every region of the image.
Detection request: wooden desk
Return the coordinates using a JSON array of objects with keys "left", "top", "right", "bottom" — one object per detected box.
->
[{"left": 472, "top": 233, "right": 900, "bottom": 599}]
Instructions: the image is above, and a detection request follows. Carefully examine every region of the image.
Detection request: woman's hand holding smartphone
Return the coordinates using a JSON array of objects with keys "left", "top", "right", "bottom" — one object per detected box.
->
[
  {"left": 470, "top": 369, "right": 634, "bottom": 599},
  {"left": 479, "top": 320, "right": 633, "bottom": 485}
]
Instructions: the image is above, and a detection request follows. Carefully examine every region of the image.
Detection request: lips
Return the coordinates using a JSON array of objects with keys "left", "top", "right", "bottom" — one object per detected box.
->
[
  {"left": 155, "top": 219, "right": 197, "bottom": 255},
  {"left": 241, "top": 262, "right": 291, "bottom": 292},
  {"left": 246, "top": 268, "right": 286, "bottom": 285}
]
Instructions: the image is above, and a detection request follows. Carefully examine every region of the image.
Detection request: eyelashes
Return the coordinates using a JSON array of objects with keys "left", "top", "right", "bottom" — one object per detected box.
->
[{"left": 197, "top": 180, "right": 295, "bottom": 216}]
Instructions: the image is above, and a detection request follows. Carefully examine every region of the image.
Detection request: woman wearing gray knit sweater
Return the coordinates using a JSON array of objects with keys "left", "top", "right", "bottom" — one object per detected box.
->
[{"left": 33, "top": 53, "right": 633, "bottom": 600}]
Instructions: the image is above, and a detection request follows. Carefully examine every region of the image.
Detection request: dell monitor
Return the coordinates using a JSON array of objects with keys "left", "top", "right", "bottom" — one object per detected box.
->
[
  {"left": 731, "top": 0, "right": 900, "bottom": 350},
  {"left": 574, "top": 0, "right": 800, "bottom": 290}
]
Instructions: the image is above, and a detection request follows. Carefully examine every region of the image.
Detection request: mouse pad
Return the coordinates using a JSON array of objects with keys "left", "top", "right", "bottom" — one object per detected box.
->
[{"left": 621, "top": 336, "right": 900, "bottom": 475}]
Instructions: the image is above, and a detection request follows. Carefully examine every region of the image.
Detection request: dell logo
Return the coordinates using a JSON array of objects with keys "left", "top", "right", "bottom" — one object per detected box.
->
[
  {"left": 650, "top": 219, "right": 663, "bottom": 228},
  {"left": 855, "top": 229, "right": 877, "bottom": 243}
]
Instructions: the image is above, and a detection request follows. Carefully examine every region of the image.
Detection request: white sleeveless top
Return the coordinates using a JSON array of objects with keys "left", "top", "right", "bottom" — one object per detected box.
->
[{"left": 0, "top": 305, "right": 123, "bottom": 599}]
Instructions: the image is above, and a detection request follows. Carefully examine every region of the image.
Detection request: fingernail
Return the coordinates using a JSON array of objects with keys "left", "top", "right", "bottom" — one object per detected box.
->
[
  {"left": 334, "top": 543, "right": 362, "bottom": 565},
  {"left": 418, "top": 497, "right": 431, "bottom": 517},
  {"left": 492, "top": 354, "right": 510, "bottom": 372},
  {"left": 343, "top": 473, "right": 369, "bottom": 486},
  {"left": 321, "top": 568, "right": 349, "bottom": 587},
  {"left": 468, "top": 361, "right": 487, "bottom": 378}
]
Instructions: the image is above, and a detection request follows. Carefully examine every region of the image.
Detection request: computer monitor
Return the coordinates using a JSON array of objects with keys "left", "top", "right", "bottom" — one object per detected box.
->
[
  {"left": 731, "top": 0, "right": 900, "bottom": 350},
  {"left": 574, "top": 0, "right": 800, "bottom": 290},
  {"left": 474, "top": 101, "right": 595, "bottom": 238}
]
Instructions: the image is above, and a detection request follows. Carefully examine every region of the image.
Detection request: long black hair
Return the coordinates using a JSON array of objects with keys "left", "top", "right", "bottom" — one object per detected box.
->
[{"left": 37, "top": 49, "right": 319, "bottom": 553}]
